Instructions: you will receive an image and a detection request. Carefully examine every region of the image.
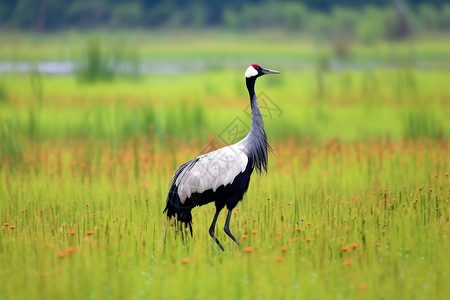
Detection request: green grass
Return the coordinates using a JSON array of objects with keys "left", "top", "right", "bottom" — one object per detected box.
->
[
  {"left": 1, "top": 139, "right": 449, "bottom": 299},
  {"left": 1, "top": 32, "right": 450, "bottom": 299}
]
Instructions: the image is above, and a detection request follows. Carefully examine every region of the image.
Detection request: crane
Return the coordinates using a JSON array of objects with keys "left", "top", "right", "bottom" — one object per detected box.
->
[{"left": 164, "top": 64, "right": 281, "bottom": 251}]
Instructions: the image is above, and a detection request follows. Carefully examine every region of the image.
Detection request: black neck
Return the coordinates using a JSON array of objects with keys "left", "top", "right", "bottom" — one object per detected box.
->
[{"left": 244, "top": 76, "right": 270, "bottom": 173}]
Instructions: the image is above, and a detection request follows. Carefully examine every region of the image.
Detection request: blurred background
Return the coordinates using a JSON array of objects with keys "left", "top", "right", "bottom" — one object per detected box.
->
[{"left": 0, "top": 0, "right": 449, "bottom": 158}]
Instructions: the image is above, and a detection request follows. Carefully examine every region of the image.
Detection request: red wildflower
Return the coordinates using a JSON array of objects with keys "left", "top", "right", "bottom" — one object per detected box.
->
[
  {"left": 275, "top": 256, "right": 284, "bottom": 262},
  {"left": 341, "top": 246, "right": 350, "bottom": 252},
  {"left": 244, "top": 247, "right": 254, "bottom": 253},
  {"left": 344, "top": 259, "right": 352, "bottom": 266},
  {"left": 305, "top": 238, "right": 311, "bottom": 242},
  {"left": 57, "top": 252, "right": 66, "bottom": 258},
  {"left": 66, "top": 247, "right": 76, "bottom": 253},
  {"left": 242, "top": 235, "right": 248, "bottom": 239},
  {"left": 10, "top": 226, "right": 15, "bottom": 229},
  {"left": 3, "top": 223, "right": 9, "bottom": 226},
  {"left": 86, "top": 231, "right": 95, "bottom": 235},
  {"left": 181, "top": 258, "right": 189, "bottom": 264},
  {"left": 69, "top": 230, "right": 77, "bottom": 235},
  {"left": 251, "top": 230, "right": 257, "bottom": 235},
  {"left": 280, "top": 246, "right": 288, "bottom": 252},
  {"left": 351, "top": 243, "right": 358, "bottom": 249}
]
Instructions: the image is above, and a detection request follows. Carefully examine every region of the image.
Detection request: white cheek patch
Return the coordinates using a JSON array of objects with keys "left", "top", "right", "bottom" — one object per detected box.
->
[{"left": 245, "top": 66, "right": 258, "bottom": 78}]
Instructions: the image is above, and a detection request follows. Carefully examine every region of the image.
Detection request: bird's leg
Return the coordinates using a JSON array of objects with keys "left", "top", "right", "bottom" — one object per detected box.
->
[
  {"left": 209, "top": 209, "right": 224, "bottom": 251},
  {"left": 224, "top": 209, "right": 240, "bottom": 247}
]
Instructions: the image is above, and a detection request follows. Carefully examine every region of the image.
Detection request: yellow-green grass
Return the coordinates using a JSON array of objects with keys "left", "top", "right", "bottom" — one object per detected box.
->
[
  {"left": 1, "top": 68, "right": 449, "bottom": 150},
  {"left": 1, "top": 33, "right": 450, "bottom": 298},
  {"left": 1, "top": 138, "right": 449, "bottom": 299},
  {"left": 2, "top": 30, "right": 450, "bottom": 62}
]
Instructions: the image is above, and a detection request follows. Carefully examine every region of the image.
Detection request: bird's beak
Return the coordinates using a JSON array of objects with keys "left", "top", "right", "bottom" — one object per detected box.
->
[{"left": 261, "top": 67, "right": 281, "bottom": 75}]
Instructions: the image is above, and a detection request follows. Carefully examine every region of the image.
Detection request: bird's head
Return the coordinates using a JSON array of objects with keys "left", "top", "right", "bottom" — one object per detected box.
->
[{"left": 245, "top": 64, "right": 281, "bottom": 79}]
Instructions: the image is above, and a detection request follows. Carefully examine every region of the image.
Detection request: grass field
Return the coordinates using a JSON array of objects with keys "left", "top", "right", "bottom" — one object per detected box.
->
[{"left": 1, "top": 32, "right": 450, "bottom": 299}]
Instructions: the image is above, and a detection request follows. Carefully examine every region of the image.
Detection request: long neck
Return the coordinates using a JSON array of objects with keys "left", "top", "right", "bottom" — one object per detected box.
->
[{"left": 244, "top": 77, "right": 270, "bottom": 173}]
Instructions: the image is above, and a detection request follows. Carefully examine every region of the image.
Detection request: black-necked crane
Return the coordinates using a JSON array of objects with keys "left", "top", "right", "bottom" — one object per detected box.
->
[{"left": 164, "top": 64, "right": 281, "bottom": 251}]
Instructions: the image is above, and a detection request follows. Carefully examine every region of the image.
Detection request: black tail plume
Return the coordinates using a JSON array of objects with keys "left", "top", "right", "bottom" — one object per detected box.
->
[{"left": 164, "top": 184, "right": 193, "bottom": 236}]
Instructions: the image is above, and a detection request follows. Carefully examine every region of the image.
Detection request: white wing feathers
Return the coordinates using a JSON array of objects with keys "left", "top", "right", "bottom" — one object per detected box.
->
[{"left": 174, "top": 144, "right": 249, "bottom": 203}]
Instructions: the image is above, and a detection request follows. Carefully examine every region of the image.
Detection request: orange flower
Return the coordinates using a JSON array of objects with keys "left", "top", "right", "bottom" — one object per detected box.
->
[
  {"left": 359, "top": 283, "right": 367, "bottom": 291},
  {"left": 193, "top": 213, "right": 198, "bottom": 215},
  {"left": 434, "top": 174, "right": 439, "bottom": 177},
  {"left": 181, "top": 258, "right": 189, "bottom": 264},
  {"left": 242, "top": 235, "right": 248, "bottom": 239},
  {"left": 295, "top": 228, "right": 301, "bottom": 231},
  {"left": 288, "top": 239, "right": 296, "bottom": 242},
  {"left": 287, "top": 203, "right": 291, "bottom": 205},
  {"left": 244, "top": 247, "right": 254, "bottom": 253},
  {"left": 375, "top": 243, "right": 380, "bottom": 247},
  {"left": 85, "top": 204, "right": 89, "bottom": 206},
  {"left": 57, "top": 252, "right": 66, "bottom": 258},
  {"left": 3, "top": 223, "right": 9, "bottom": 226},
  {"left": 305, "top": 238, "right": 311, "bottom": 242},
  {"left": 86, "top": 231, "right": 95, "bottom": 235},
  {"left": 92, "top": 214, "right": 95, "bottom": 216},
  {"left": 344, "top": 259, "right": 352, "bottom": 266},
  {"left": 280, "top": 246, "right": 288, "bottom": 252},
  {"left": 351, "top": 244, "right": 358, "bottom": 249},
  {"left": 275, "top": 232, "right": 281, "bottom": 236},
  {"left": 235, "top": 208, "right": 239, "bottom": 211},
  {"left": 341, "top": 246, "right": 350, "bottom": 252},
  {"left": 69, "top": 230, "right": 77, "bottom": 235},
  {"left": 251, "top": 230, "right": 257, "bottom": 235},
  {"left": 66, "top": 247, "right": 76, "bottom": 253},
  {"left": 445, "top": 173, "right": 448, "bottom": 176},
  {"left": 275, "top": 256, "right": 284, "bottom": 262},
  {"left": 10, "top": 226, "right": 15, "bottom": 229}
]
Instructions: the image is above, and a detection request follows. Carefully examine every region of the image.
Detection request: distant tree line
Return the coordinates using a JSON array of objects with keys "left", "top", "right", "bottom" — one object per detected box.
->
[{"left": 0, "top": 0, "right": 449, "bottom": 39}]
